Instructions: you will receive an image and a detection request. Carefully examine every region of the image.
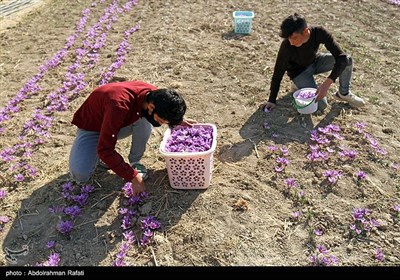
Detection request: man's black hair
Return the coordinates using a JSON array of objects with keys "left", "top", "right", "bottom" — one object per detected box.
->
[
  {"left": 280, "top": 13, "right": 307, "bottom": 39},
  {"left": 146, "top": 88, "right": 186, "bottom": 127}
]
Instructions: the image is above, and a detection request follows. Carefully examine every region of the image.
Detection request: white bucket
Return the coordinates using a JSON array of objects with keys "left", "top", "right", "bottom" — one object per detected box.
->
[{"left": 292, "top": 88, "right": 318, "bottom": 114}]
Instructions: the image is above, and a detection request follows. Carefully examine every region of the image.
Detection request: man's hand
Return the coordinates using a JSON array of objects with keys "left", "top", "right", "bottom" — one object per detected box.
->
[
  {"left": 316, "top": 78, "right": 333, "bottom": 101},
  {"left": 259, "top": 101, "right": 276, "bottom": 112},
  {"left": 180, "top": 118, "right": 197, "bottom": 127},
  {"left": 132, "top": 173, "right": 146, "bottom": 196}
]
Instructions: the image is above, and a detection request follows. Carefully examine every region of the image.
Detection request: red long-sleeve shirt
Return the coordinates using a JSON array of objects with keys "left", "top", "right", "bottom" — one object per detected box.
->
[{"left": 71, "top": 80, "right": 157, "bottom": 182}]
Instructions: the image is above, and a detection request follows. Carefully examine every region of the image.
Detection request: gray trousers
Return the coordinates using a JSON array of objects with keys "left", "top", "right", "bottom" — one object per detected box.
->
[
  {"left": 292, "top": 53, "right": 353, "bottom": 111},
  {"left": 69, "top": 117, "right": 152, "bottom": 183}
]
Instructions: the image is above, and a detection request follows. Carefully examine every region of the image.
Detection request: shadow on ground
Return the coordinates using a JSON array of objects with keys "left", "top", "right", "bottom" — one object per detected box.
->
[
  {"left": 217, "top": 93, "right": 350, "bottom": 163},
  {"left": 2, "top": 167, "right": 201, "bottom": 266}
]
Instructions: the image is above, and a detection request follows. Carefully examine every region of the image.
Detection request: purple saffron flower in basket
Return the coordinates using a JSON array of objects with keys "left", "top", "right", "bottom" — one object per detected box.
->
[
  {"left": 297, "top": 90, "right": 316, "bottom": 99},
  {"left": 164, "top": 126, "right": 214, "bottom": 153}
]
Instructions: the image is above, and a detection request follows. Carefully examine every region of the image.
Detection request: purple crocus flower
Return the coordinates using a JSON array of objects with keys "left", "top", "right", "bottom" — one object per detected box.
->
[
  {"left": 14, "top": 174, "right": 25, "bottom": 182},
  {"left": 46, "top": 240, "right": 56, "bottom": 249},
  {"left": 375, "top": 248, "right": 384, "bottom": 262},
  {"left": 292, "top": 211, "right": 301, "bottom": 219},
  {"left": 0, "top": 216, "right": 9, "bottom": 223},
  {"left": 0, "top": 188, "right": 7, "bottom": 199},
  {"left": 141, "top": 216, "right": 161, "bottom": 230},
  {"left": 63, "top": 205, "right": 82, "bottom": 218},
  {"left": 274, "top": 166, "right": 285, "bottom": 173},
  {"left": 284, "top": 178, "right": 297, "bottom": 188},
  {"left": 61, "top": 182, "right": 75, "bottom": 193},
  {"left": 314, "top": 229, "right": 323, "bottom": 236},
  {"left": 316, "top": 244, "right": 328, "bottom": 254},
  {"left": 323, "top": 170, "right": 342, "bottom": 184},
  {"left": 391, "top": 163, "right": 399, "bottom": 170},
  {"left": 355, "top": 171, "right": 367, "bottom": 181},
  {"left": 354, "top": 122, "right": 366, "bottom": 133},
  {"left": 276, "top": 157, "right": 289, "bottom": 165},
  {"left": 57, "top": 220, "right": 74, "bottom": 234},
  {"left": 263, "top": 120, "right": 270, "bottom": 129},
  {"left": 47, "top": 253, "right": 60, "bottom": 266},
  {"left": 267, "top": 145, "right": 277, "bottom": 152},
  {"left": 72, "top": 193, "right": 89, "bottom": 206},
  {"left": 280, "top": 146, "right": 289, "bottom": 156},
  {"left": 81, "top": 185, "right": 95, "bottom": 194}
]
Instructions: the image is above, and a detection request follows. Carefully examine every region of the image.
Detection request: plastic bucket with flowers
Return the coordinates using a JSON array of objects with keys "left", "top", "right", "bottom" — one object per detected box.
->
[
  {"left": 292, "top": 88, "right": 318, "bottom": 114},
  {"left": 159, "top": 123, "right": 217, "bottom": 190}
]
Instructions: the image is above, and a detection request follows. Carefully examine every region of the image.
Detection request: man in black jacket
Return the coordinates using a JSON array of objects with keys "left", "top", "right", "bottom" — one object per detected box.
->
[{"left": 262, "top": 13, "right": 365, "bottom": 112}]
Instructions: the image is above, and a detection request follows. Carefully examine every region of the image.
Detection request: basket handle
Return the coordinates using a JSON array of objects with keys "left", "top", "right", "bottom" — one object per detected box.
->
[{"left": 292, "top": 97, "right": 316, "bottom": 109}]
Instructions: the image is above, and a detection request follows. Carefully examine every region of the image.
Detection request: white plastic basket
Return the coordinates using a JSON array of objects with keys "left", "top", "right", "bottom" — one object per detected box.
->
[
  {"left": 159, "top": 123, "right": 217, "bottom": 190},
  {"left": 233, "top": 11, "right": 255, "bottom": 34}
]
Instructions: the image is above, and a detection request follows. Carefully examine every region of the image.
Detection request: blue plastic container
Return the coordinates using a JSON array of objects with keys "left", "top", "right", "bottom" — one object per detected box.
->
[{"left": 233, "top": 11, "right": 255, "bottom": 34}]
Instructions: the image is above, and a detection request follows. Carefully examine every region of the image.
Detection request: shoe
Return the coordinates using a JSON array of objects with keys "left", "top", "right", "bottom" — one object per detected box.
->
[
  {"left": 317, "top": 97, "right": 328, "bottom": 112},
  {"left": 333, "top": 91, "right": 365, "bottom": 108},
  {"left": 98, "top": 160, "right": 110, "bottom": 170},
  {"left": 290, "top": 82, "right": 298, "bottom": 93},
  {"left": 131, "top": 163, "right": 149, "bottom": 181}
]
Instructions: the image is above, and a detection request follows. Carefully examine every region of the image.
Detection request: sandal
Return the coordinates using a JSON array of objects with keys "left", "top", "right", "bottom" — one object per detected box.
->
[{"left": 131, "top": 163, "right": 149, "bottom": 181}]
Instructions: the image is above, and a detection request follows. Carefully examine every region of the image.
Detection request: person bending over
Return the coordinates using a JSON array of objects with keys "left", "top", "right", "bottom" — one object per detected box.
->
[
  {"left": 262, "top": 13, "right": 365, "bottom": 112},
  {"left": 69, "top": 80, "right": 195, "bottom": 195}
]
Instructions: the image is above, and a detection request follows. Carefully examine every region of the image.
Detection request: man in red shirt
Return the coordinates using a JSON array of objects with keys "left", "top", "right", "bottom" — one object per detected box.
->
[
  {"left": 69, "top": 80, "right": 194, "bottom": 195},
  {"left": 262, "top": 13, "right": 365, "bottom": 112}
]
